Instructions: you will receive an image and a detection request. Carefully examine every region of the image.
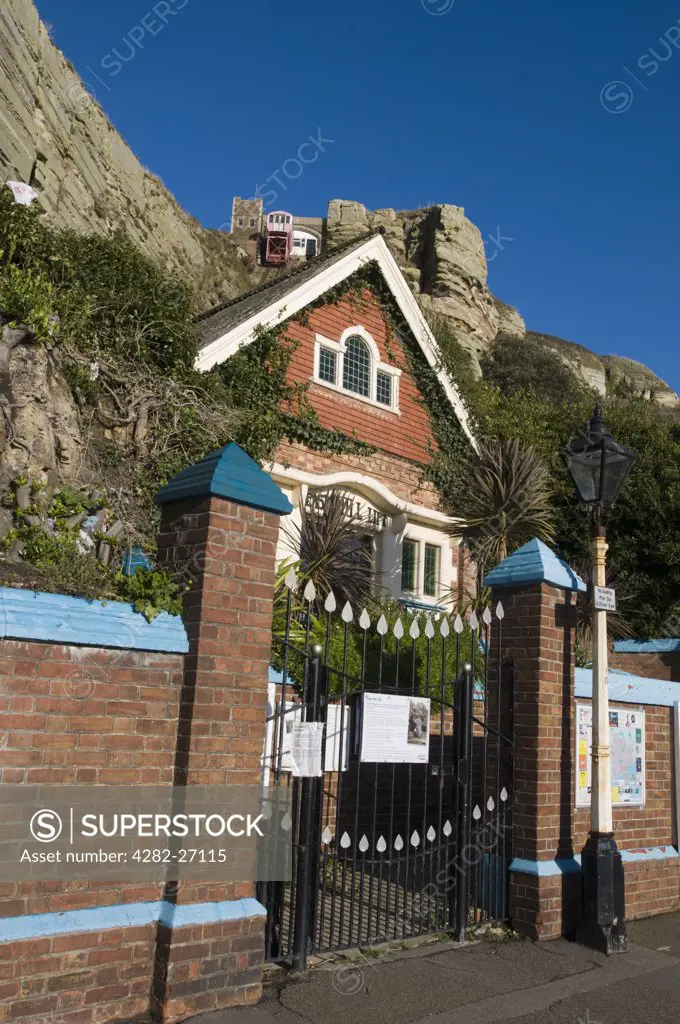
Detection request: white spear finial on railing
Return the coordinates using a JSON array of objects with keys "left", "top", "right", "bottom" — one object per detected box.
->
[{"left": 284, "top": 567, "right": 297, "bottom": 591}]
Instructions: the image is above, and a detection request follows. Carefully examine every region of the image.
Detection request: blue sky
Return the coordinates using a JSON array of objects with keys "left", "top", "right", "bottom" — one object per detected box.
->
[{"left": 36, "top": 0, "right": 680, "bottom": 393}]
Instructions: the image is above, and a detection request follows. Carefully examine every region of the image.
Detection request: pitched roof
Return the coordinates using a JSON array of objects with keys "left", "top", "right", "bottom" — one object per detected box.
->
[
  {"left": 194, "top": 232, "right": 475, "bottom": 445},
  {"left": 195, "top": 232, "right": 376, "bottom": 350}
]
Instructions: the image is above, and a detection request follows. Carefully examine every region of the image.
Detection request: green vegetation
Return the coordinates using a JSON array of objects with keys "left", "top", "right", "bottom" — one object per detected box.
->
[
  {"left": 480, "top": 334, "right": 585, "bottom": 404},
  {"left": 447, "top": 437, "right": 557, "bottom": 572},
  {"left": 429, "top": 330, "right": 680, "bottom": 640},
  {"left": 0, "top": 192, "right": 373, "bottom": 614},
  {"left": 1, "top": 192, "right": 678, "bottom": 637}
]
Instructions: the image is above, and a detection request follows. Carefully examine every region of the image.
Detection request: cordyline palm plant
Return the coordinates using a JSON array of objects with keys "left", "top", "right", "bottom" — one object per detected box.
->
[
  {"left": 282, "top": 489, "right": 378, "bottom": 609},
  {"left": 448, "top": 438, "right": 557, "bottom": 588}
]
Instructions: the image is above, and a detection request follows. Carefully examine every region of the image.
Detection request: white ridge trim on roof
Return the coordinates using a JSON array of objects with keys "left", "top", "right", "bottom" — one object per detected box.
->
[{"left": 195, "top": 234, "right": 476, "bottom": 447}]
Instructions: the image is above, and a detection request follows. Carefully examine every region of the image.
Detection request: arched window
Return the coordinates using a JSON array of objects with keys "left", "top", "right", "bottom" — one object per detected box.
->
[{"left": 342, "top": 336, "right": 371, "bottom": 397}]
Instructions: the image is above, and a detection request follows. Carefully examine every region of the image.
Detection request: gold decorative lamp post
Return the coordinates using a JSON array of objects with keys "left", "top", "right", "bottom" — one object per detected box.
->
[{"left": 561, "top": 406, "right": 637, "bottom": 955}]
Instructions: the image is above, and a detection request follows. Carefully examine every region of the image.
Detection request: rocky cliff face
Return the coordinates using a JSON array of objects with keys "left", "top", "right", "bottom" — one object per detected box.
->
[
  {"left": 1, "top": 0, "right": 676, "bottom": 411},
  {"left": 327, "top": 199, "right": 678, "bottom": 408},
  {"left": 327, "top": 200, "right": 507, "bottom": 366},
  {"left": 0, "top": 0, "right": 249, "bottom": 308}
]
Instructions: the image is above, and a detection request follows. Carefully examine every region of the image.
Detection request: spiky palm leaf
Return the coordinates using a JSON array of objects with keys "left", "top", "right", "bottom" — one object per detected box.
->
[
  {"left": 282, "top": 490, "right": 378, "bottom": 608},
  {"left": 448, "top": 438, "right": 557, "bottom": 572}
]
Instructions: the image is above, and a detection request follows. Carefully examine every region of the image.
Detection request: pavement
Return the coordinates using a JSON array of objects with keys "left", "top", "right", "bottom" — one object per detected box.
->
[{"left": 174, "top": 913, "right": 680, "bottom": 1024}]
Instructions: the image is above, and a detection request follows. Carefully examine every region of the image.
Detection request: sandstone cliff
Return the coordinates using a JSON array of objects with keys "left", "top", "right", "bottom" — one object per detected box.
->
[
  {"left": 1, "top": 0, "right": 676, "bottom": 410},
  {"left": 326, "top": 199, "right": 678, "bottom": 407},
  {"left": 0, "top": 0, "right": 249, "bottom": 308}
]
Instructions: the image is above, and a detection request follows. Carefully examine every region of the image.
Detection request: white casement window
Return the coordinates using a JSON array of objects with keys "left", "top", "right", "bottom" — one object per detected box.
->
[
  {"left": 400, "top": 537, "right": 442, "bottom": 600},
  {"left": 313, "top": 327, "right": 401, "bottom": 412}
]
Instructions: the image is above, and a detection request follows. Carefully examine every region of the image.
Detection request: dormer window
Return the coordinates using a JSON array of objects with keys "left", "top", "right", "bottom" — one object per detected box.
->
[{"left": 313, "top": 328, "right": 401, "bottom": 413}]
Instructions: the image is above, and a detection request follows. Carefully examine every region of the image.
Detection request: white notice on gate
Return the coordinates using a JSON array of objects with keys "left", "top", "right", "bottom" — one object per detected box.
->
[
  {"left": 276, "top": 703, "right": 349, "bottom": 773},
  {"left": 360, "top": 693, "right": 430, "bottom": 764},
  {"left": 290, "top": 722, "right": 325, "bottom": 777}
]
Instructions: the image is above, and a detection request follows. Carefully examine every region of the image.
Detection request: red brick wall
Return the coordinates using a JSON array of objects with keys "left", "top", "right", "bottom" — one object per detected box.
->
[
  {"left": 573, "top": 700, "right": 675, "bottom": 854},
  {"left": 0, "top": 493, "right": 283, "bottom": 1021},
  {"left": 0, "top": 924, "right": 157, "bottom": 1024},
  {"left": 610, "top": 651, "right": 680, "bottom": 682},
  {"left": 573, "top": 697, "right": 680, "bottom": 923},
  {"left": 0, "top": 915, "right": 264, "bottom": 1024},
  {"left": 283, "top": 289, "right": 436, "bottom": 464},
  {"left": 493, "top": 581, "right": 680, "bottom": 939},
  {"left": 0, "top": 639, "right": 183, "bottom": 919},
  {"left": 275, "top": 440, "right": 440, "bottom": 511}
]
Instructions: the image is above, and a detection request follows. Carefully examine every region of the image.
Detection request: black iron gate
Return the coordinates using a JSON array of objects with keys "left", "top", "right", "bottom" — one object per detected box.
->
[{"left": 258, "top": 577, "right": 514, "bottom": 967}]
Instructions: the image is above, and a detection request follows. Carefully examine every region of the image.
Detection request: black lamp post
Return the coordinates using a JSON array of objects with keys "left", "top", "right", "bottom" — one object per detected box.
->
[{"left": 561, "top": 406, "right": 637, "bottom": 955}]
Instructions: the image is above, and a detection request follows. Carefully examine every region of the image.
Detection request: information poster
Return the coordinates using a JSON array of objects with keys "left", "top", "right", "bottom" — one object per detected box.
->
[
  {"left": 360, "top": 693, "right": 430, "bottom": 764},
  {"left": 290, "top": 722, "right": 324, "bottom": 777},
  {"left": 276, "top": 702, "right": 350, "bottom": 773},
  {"left": 575, "top": 703, "right": 645, "bottom": 808}
]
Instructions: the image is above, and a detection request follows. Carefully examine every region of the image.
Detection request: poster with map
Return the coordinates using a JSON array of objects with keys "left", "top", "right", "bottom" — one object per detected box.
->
[{"left": 575, "top": 703, "right": 645, "bottom": 808}]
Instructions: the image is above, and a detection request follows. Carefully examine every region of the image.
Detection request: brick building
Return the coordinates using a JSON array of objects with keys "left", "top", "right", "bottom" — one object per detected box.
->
[{"left": 195, "top": 231, "right": 476, "bottom": 612}]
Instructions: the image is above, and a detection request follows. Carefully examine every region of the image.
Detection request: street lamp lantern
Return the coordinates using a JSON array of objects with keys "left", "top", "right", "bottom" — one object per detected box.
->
[
  {"left": 561, "top": 406, "right": 637, "bottom": 957},
  {"left": 561, "top": 407, "right": 637, "bottom": 511}
]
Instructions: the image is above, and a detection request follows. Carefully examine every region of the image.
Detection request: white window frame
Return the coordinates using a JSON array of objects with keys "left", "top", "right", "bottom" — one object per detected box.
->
[
  {"left": 312, "top": 327, "right": 401, "bottom": 414},
  {"left": 398, "top": 529, "right": 449, "bottom": 604},
  {"left": 423, "top": 542, "right": 441, "bottom": 599}
]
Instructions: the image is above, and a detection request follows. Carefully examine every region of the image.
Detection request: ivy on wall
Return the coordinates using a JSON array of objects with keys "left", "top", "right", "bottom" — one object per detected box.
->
[{"left": 0, "top": 193, "right": 375, "bottom": 614}]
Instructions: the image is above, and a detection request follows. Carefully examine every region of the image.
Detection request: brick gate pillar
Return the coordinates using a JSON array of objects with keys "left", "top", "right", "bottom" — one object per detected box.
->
[
  {"left": 485, "top": 539, "right": 585, "bottom": 941},
  {"left": 152, "top": 443, "right": 292, "bottom": 1022}
]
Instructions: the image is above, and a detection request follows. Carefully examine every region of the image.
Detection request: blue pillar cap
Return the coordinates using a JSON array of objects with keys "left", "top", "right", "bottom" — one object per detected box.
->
[
  {"left": 154, "top": 442, "right": 293, "bottom": 516},
  {"left": 483, "top": 538, "right": 586, "bottom": 593}
]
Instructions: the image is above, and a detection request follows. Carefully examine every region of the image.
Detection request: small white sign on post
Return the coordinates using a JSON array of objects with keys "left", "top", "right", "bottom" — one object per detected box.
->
[{"left": 593, "top": 586, "right": 617, "bottom": 612}]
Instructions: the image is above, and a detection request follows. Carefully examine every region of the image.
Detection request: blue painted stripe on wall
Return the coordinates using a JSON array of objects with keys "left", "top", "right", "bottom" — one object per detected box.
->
[
  {"left": 620, "top": 845, "right": 678, "bottom": 863},
  {"left": 0, "top": 587, "right": 188, "bottom": 654},
  {"left": 575, "top": 666, "right": 680, "bottom": 708},
  {"left": 0, "top": 898, "right": 266, "bottom": 944},
  {"left": 509, "top": 857, "right": 582, "bottom": 877},
  {"left": 614, "top": 639, "right": 680, "bottom": 653},
  {"left": 510, "top": 846, "right": 678, "bottom": 877}
]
